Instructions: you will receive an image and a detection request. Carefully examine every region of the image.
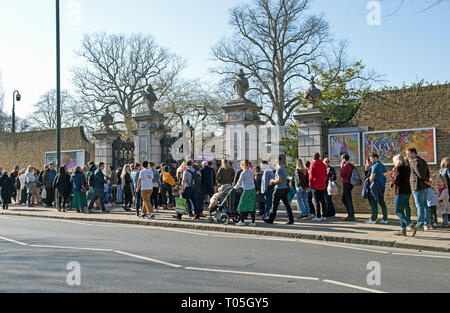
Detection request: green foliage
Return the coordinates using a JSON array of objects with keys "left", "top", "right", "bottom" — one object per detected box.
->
[
  {"left": 378, "top": 79, "right": 448, "bottom": 92},
  {"left": 298, "top": 61, "right": 372, "bottom": 127}
]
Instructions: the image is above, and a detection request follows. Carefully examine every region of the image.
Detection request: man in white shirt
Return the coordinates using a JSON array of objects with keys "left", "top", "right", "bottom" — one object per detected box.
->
[{"left": 136, "top": 161, "right": 154, "bottom": 219}]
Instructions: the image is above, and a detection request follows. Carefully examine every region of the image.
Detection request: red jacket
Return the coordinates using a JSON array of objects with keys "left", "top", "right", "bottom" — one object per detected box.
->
[
  {"left": 340, "top": 163, "right": 354, "bottom": 184},
  {"left": 309, "top": 160, "right": 328, "bottom": 190}
]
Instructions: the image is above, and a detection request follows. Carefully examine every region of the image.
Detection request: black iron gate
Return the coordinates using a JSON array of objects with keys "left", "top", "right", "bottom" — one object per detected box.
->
[
  {"left": 112, "top": 137, "right": 135, "bottom": 169},
  {"left": 161, "top": 134, "right": 179, "bottom": 165}
]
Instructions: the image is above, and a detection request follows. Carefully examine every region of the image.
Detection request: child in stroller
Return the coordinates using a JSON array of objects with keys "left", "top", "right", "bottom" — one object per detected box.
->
[{"left": 208, "top": 184, "right": 241, "bottom": 224}]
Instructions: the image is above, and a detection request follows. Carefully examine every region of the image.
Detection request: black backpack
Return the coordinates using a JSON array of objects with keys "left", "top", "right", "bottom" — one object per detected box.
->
[
  {"left": 88, "top": 171, "right": 95, "bottom": 188},
  {"left": 189, "top": 169, "right": 202, "bottom": 191}
]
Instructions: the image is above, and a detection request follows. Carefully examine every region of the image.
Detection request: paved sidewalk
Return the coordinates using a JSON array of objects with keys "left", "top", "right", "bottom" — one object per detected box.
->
[{"left": 1, "top": 204, "right": 449, "bottom": 253}]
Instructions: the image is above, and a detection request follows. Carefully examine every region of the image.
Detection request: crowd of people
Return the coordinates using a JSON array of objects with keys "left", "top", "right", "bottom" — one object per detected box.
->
[{"left": 0, "top": 149, "right": 448, "bottom": 236}]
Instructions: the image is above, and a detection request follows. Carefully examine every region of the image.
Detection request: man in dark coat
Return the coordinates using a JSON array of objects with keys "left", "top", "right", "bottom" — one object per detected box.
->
[
  {"left": 42, "top": 163, "right": 57, "bottom": 208},
  {"left": 407, "top": 147, "right": 431, "bottom": 230},
  {"left": 200, "top": 161, "right": 215, "bottom": 217},
  {"left": 0, "top": 171, "right": 12, "bottom": 210},
  {"left": 87, "top": 162, "right": 108, "bottom": 213}
]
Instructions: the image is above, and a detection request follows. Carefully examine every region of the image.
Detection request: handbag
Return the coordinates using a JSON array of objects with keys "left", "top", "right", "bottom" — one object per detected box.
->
[
  {"left": 327, "top": 180, "right": 338, "bottom": 196},
  {"left": 41, "top": 188, "right": 47, "bottom": 199},
  {"left": 175, "top": 197, "right": 187, "bottom": 215}
]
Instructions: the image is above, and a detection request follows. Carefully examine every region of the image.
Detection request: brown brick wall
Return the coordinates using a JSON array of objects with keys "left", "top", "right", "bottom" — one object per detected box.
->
[
  {"left": 0, "top": 127, "right": 95, "bottom": 172},
  {"left": 327, "top": 84, "right": 450, "bottom": 216}
]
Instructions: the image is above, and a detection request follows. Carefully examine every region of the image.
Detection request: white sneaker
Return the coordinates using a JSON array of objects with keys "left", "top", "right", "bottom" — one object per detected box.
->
[
  {"left": 248, "top": 223, "right": 256, "bottom": 227},
  {"left": 322, "top": 217, "right": 327, "bottom": 221},
  {"left": 312, "top": 217, "right": 322, "bottom": 221},
  {"left": 365, "top": 219, "right": 377, "bottom": 224},
  {"left": 379, "top": 220, "right": 388, "bottom": 225},
  {"left": 423, "top": 226, "right": 429, "bottom": 231},
  {"left": 235, "top": 221, "right": 245, "bottom": 226}
]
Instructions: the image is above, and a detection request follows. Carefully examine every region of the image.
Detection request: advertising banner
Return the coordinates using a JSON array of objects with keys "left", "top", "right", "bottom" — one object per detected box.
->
[{"left": 363, "top": 128, "right": 436, "bottom": 165}]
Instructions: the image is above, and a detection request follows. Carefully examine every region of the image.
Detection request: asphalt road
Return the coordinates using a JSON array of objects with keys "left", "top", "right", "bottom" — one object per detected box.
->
[{"left": 0, "top": 215, "right": 448, "bottom": 293}]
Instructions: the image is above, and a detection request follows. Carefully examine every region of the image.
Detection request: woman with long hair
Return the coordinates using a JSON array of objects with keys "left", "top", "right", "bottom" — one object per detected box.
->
[
  {"left": 71, "top": 166, "right": 88, "bottom": 213},
  {"left": 295, "top": 159, "right": 311, "bottom": 219},
  {"left": 121, "top": 164, "right": 133, "bottom": 211},
  {"left": 389, "top": 154, "right": 416, "bottom": 237},
  {"left": 217, "top": 159, "right": 235, "bottom": 187},
  {"left": 53, "top": 167, "right": 72, "bottom": 212},
  {"left": 25, "top": 165, "right": 36, "bottom": 207},
  {"left": 234, "top": 160, "right": 256, "bottom": 227}
]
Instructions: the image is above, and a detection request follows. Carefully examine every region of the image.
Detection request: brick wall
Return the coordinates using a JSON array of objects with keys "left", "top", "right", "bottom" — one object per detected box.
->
[
  {"left": 328, "top": 84, "right": 450, "bottom": 216},
  {"left": 0, "top": 127, "right": 95, "bottom": 172}
]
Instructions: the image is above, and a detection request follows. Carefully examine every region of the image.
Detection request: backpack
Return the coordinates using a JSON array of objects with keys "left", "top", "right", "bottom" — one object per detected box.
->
[
  {"left": 88, "top": 171, "right": 95, "bottom": 188},
  {"left": 350, "top": 166, "right": 362, "bottom": 186},
  {"left": 163, "top": 172, "right": 176, "bottom": 187},
  {"left": 189, "top": 169, "right": 202, "bottom": 191}
]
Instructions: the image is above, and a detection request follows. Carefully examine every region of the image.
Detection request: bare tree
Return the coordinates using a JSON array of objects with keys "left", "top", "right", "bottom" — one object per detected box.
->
[
  {"left": 212, "top": 0, "right": 330, "bottom": 126},
  {"left": 73, "top": 33, "right": 185, "bottom": 138},
  {"left": 0, "top": 72, "right": 5, "bottom": 112},
  {"left": 26, "top": 89, "right": 95, "bottom": 133},
  {"left": 158, "top": 79, "right": 225, "bottom": 131},
  {"left": 382, "top": 0, "right": 449, "bottom": 16},
  {"left": 0, "top": 112, "right": 29, "bottom": 133}
]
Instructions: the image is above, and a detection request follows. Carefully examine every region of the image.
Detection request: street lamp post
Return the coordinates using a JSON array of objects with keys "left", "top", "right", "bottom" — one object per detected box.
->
[
  {"left": 12, "top": 90, "right": 21, "bottom": 133},
  {"left": 56, "top": 0, "right": 61, "bottom": 170}
]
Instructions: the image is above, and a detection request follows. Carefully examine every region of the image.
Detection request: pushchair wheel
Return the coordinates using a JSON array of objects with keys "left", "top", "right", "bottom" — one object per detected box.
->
[
  {"left": 232, "top": 215, "right": 240, "bottom": 224},
  {"left": 220, "top": 213, "right": 230, "bottom": 225}
]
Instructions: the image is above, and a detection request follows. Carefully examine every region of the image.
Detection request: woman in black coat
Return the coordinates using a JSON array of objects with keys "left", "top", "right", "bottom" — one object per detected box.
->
[
  {"left": 9, "top": 168, "right": 19, "bottom": 205},
  {"left": 53, "top": 167, "right": 72, "bottom": 212},
  {"left": 324, "top": 158, "right": 337, "bottom": 217},
  {"left": 0, "top": 171, "right": 12, "bottom": 210}
]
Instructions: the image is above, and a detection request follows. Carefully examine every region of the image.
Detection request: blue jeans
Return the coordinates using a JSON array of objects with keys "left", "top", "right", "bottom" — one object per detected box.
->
[
  {"left": 263, "top": 190, "right": 273, "bottom": 217},
  {"left": 412, "top": 190, "right": 430, "bottom": 227},
  {"left": 296, "top": 188, "right": 310, "bottom": 215},
  {"left": 161, "top": 183, "right": 174, "bottom": 207},
  {"left": 134, "top": 191, "right": 142, "bottom": 216},
  {"left": 27, "top": 193, "right": 32, "bottom": 206},
  {"left": 88, "top": 187, "right": 106, "bottom": 212},
  {"left": 116, "top": 184, "right": 123, "bottom": 203},
  {"left": 311, "top": 188, "right": 328, "bottom": 218},
  {"left": 394, "top": 194, "right": 412, "bottom": 230}
]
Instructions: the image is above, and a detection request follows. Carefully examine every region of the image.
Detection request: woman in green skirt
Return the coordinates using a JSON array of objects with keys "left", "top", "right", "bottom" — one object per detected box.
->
[
  {"left": 71, "top": 166, "right": 88, "bottom": 213},
  {"left": 234, "top": 160, "right": 256, "bottom": 227}
]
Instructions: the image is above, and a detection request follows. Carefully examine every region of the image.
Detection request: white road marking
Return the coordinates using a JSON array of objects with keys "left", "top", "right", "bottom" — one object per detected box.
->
[
  {"left": 29, "top": 245, "right": 113, "bottom": 252},
  {"left": 0, "top": 236, "right": 28, "bottom": 246},
  {"left": 392, "top": 253, "right": 450, "bottom": 259},
  {"left": 0, "top": 216, "right": 11, "bottom": 219},
  {"left": 185, "top": 267, "right": 319, "bottom": 281},
  {"left": 114, "top": 250, "right": 183, "bottom": 268},
  {"left": 298, "top": 240, "right": 390, "bottom": 254},
  {"left": 323, "top": 279, "right": 387, "bottom": 293},
  {"left": 57, "top": 220, "right": 93, "bottom": 226}
]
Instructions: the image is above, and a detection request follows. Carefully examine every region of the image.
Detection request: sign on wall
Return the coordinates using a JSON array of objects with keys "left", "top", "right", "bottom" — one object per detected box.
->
[
  {"left": 328, "top": 133, "right": 361, "bottom": 167},
  {"left": 363, "top": 128, "right": 437, "bottom": 165},
  {"left": 45, "top": 150, "right": 85, "bottom": 172}
]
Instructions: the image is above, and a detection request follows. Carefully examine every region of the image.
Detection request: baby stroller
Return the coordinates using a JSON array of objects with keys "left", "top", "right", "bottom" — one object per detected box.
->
[{"left": 208, "top": 184, "right": 241, "bottom": 225}]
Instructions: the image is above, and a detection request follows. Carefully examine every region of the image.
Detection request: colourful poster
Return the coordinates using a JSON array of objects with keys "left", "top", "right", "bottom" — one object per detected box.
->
[
  {"left": 45, "top": 150, "right": 85, "bottom": 172},
  {"left": 328, "top": 133, "right": 361, "bottom": 167},
  {"left": 363, "top": 128, "right": 436, "bottom": 165}
]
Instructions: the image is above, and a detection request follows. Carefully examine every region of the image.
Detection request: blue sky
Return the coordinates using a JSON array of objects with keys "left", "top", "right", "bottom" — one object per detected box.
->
[{"left": 0, "top": 0, "right": 449, "bottom": 118}]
